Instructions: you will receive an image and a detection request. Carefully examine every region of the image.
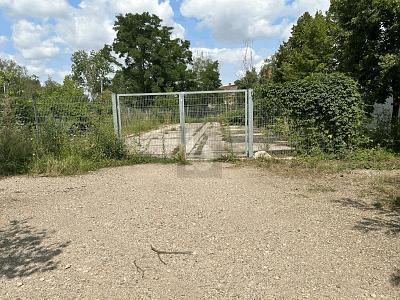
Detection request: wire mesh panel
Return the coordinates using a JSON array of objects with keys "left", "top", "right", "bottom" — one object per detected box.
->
[
  {"left": 0, "top": 95, "right": 113, "bottom": 141},
  {"left": 116, "top": 90, "right": 248, "bottom": 159},
  {"left": 184, "top": 91, "right": 247, "bottom": 160},
  {"left": 118, "top": 93, "right": 181, "bottom": 157},
  {"left": 253, "top": 96, "right": 296, "bottom": 157}
]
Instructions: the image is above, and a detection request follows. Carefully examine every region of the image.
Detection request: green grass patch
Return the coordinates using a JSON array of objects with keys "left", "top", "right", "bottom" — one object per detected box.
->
[
  {"left": 30, "top": 153, "right": 179, "bottom": 176},
  {"left": 240, "top": 148, "right": 400, "bottom": 174}
]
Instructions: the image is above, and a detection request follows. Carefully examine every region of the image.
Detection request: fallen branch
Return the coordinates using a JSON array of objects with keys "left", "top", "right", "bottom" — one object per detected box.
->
[
  {"left": 134, "top": 259, "right": 145, "bottom": 278},
  {"left": 150, "top": 244, "right": 193, "bottom": 265}
]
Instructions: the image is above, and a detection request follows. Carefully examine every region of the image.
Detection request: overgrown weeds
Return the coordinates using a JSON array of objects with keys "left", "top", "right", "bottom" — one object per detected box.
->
[{"left": 0, "top": 126, "right": 35, "bottom": 175}]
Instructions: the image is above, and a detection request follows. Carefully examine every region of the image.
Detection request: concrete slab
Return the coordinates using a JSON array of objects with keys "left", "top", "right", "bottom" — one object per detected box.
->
[{"left": 124, "top": 122, "right": 293, "bottom": 159}]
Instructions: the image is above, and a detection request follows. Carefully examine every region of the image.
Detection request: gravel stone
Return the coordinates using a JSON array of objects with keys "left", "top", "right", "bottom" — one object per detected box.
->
[{"left": 0, "top": 163, "right": 399, "bottom": 299}]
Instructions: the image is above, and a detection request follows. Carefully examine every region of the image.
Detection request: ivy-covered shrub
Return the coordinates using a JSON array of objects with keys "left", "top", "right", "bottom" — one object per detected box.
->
[{"left": 254, "top": 73, "right": 364, "bottom": 154}]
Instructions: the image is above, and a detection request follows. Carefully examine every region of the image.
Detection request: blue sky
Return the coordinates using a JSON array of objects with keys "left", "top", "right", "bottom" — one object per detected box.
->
[{"left": 0, "top": 0, "right": 330, "bottom": 85}]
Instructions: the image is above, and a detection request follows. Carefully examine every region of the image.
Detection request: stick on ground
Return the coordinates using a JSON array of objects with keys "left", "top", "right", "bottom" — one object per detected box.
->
[
  {"left": 133, "top": 259, "right": 145, "bottom": 278},
  {"left": 150, "top": 244, "right": 193, "bottom": 265}
]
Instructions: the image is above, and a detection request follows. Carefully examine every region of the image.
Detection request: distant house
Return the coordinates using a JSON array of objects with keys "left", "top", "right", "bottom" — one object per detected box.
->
[
  {"left": 219, "top": 83, "right": 238, "bottom": 91},
  {"left": 218, "top": 83, "right": 239, "bottom": 106}
]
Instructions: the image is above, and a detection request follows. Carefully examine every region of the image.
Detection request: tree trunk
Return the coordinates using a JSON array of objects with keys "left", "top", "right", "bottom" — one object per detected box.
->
[{"left": 392, "top": 89, "right": 400, "bottom": 125}]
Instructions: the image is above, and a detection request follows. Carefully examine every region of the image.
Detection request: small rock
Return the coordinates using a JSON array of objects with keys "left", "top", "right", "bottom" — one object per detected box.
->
[
  {"left": 16, "top": 282, "right": 23, "bottom": 287},
  {"left": 39, "top": 278, "right": 45, "bottom": 281},
  {"left": 274, "top": 276, "right": 280, "bottom": 280},
  {"left": 370, "top": 293, "right": 376, "bottom": 298},
  {"left": 64, "top": 264, "right": 71, "bottom": 270},
  {"left": 254, "top": 151, "right": 272, "bottom": 159}
]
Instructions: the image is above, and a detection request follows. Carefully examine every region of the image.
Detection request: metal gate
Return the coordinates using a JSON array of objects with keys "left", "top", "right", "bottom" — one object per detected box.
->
[{"left": 112, "top": 90, "right": 253, "bottom": 160}]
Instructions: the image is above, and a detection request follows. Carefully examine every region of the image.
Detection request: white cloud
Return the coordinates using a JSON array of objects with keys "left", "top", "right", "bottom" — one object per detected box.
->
[
  {"left": 24, "top": 63, "right": 70, "bottom": 82},
  {"left": 55, "top": 0, "right": 185, "bottom": 51},
  {"left": 192, "top": 47, "right": 262, "bottom": 65},
  {"left": 0, "top": 51, "right": 15, "bottom": 60},
  {"left": 181, "top": 0, "right": 330, "bottom": 42},
  {"left": 12, "top": 20, "right": 60, "bottom": 60},
  {"left": 0, "top": 35, "right": 8, "bottom": 44},
  {"left": 25, "top": 64, "right": 55, "bottom": 77},
  {"left": 3, "top": 0, "right": 184, "bottom": 54},
  {"left": 55, "top": 7, "right": 115, "bottom": 51},
  {"left": 0, "top": 0, "right": 71, "bottom": 18},
  {"left": 1, "top": 0, "right": 185, "bottom": 82}
]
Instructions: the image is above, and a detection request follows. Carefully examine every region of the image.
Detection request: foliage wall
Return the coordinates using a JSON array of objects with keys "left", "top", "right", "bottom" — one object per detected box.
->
[{"left": 254, "top": 73, "right": 364, "bottom": 154}]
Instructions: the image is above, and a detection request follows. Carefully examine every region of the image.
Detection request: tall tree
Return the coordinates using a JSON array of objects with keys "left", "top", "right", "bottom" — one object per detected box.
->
[
  {"left": 188, "top": 56, "right": 221, "bottom": 91},
  {"left": 0, "top": 58, "right": 40, "bottom": 97},
  {"left": 71, "top": 45, "right": 114, "bottom": 100},
  {"left": 112, "top": 12, "right": 192, "bottom": 93},
  {"left": 330, "top": 0, "right": 400, "bottom": 122},
  {"left": 272, "top": 12, "right": 336, "bottom": 83}
]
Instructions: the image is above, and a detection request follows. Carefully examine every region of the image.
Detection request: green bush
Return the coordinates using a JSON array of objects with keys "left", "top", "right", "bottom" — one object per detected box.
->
[
  {"left": 0, "top": 127, "right": 34, "bottom": 175},
  {"left": 36, "top": 121, "right": 69, "bottom": 157},
  {"left": 342, "top": 148, "right": 397, "bottom": 161},
  {"left": 78, "top": 124, "right": 127, "bottom": 160},
  {"left": 254, "top": 73, "right": 364, "bottom": 154}
]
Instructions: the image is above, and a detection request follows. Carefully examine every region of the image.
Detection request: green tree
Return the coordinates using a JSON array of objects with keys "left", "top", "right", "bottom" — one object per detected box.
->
[
  {"left": 234, "top": 67, "right": 259, "bottom": 89},
  {"left": 188, "top": 56, "right": 221, "bottom": 91},
  {"left": 0, "top": 58, "right": 40, "bottom": 97},
  {"left": 71, "top": 45, "right": 115, "bottom": 100},
  {"left": 37, "top": 76, "right": 87, "bottom": 120},
  {"left": 330, "top": 0, "right": 400, "bottom": 123},
  {"left": 272, "top": 12, "right": 336, "bottom": 83},
  {"left": 112, "top": 12, "right": 192, "bottom": 93}
]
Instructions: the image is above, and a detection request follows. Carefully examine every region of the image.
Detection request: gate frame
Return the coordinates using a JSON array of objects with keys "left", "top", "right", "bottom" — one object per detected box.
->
[{"left": 112, "top": 89, "right": 254, "bottom": 158}]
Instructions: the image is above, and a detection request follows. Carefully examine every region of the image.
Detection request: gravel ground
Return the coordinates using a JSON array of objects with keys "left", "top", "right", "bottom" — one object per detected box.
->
[{"left": 0, "top": 163, "right": 399, "bottom": 299}]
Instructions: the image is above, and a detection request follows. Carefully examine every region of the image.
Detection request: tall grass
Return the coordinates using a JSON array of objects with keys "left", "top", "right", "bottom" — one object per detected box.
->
[{"left": 0, "top": 126, "right": 34, "bottom": 175}]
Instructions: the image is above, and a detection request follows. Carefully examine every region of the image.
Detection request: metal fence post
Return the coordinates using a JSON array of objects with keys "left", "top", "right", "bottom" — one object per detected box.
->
[
  {"left": 179, "top": 92, "right": 186, "bottom": 157},
  {"left": 32, "top": 94, "right": 40, "bottom": 140},
  {"left": 112, "top": 93, "right": 121, "bottom": 137},
  {"left": 245, "top": 90, "right": 248, "bottom": 156},
  {"left": 248, "top": 89, "right": 254, "bottom": 157}
]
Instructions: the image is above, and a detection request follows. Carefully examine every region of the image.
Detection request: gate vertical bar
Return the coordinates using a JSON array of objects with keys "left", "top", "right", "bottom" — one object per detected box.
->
[
  {"left": 248, "top": 89, "right": 254, "bottom": 157},
  {"left": 111, "top": 93, "right": 119, "bottom": 136},
  {"left": 32, "top": 94, "right": 40, "bottom": 140},
  {"left": 117, "top": 95, "right": 122, "bottom": 138},
  {"left": 245, "top": 90, "right": 248, "bottom": 156},
  {"left": 179, "top": 93, "right": 186, "bottom": 157},
  {"left": 112, "top": 93, "right": 121, "bottom": 137}
]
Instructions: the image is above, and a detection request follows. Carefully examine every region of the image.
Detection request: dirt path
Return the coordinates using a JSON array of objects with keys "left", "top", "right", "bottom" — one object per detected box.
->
[{"left": 0, "top": 163, "right": 399, "bottom": 299}]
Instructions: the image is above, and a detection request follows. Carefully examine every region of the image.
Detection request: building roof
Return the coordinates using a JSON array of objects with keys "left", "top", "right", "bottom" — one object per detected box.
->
[{"left": 219, "top": 83, "right": 238, "bottom": 91}]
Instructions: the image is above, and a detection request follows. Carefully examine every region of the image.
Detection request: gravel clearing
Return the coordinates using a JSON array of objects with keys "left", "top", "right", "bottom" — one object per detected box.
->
[{"left": 0, "top": 163, "right": 399, "bottom": 299}]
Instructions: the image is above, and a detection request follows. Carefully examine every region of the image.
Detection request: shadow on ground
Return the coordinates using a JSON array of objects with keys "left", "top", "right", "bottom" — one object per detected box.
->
[
  {"left": 0, "top": 219, "right": 70, "bottom": 278},
  {"left": 334, "top": 198, "right": 400, "bottom": 235},
  {"left": 391, "top": 269, "right": 400, "bottom": 287},
  {"left": 334, "top": 198, "right": 400, "bottom": 287}
]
